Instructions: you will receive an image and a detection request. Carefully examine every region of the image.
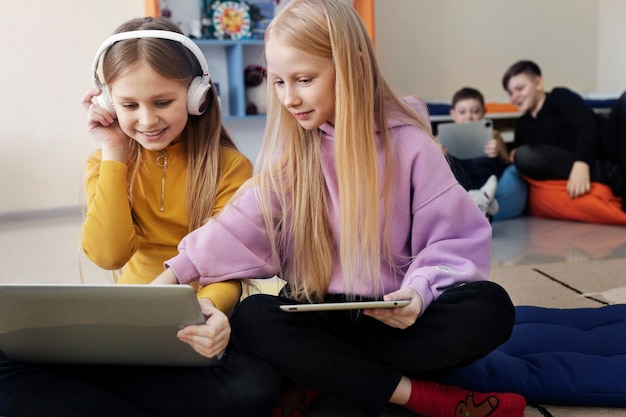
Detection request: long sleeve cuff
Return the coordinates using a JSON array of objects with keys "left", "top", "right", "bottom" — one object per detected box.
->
[{"left": 165, "top": 252, "right": 200, "bottom": 285}]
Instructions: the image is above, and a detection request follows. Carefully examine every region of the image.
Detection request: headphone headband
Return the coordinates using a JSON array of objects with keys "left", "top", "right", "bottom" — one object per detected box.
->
[
  {"left": 91, "top": 29, "right": 212, "bottom": 117},
  {"left": 92, "top": 29, "right": 211, "bottom": 86}
]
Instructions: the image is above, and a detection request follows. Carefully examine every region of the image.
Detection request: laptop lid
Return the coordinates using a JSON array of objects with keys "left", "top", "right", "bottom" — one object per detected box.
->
[
  {"left": 0, "top": 284, "right": 216, "bottom": 367},
  {"left": 437, "top": 119, "right": 493, "bottom": 159}
]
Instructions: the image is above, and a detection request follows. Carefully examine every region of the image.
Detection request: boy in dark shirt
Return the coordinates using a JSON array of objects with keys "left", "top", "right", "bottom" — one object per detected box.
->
[{"left": 503, "top": 60, "right": 624, "bottom": 207}]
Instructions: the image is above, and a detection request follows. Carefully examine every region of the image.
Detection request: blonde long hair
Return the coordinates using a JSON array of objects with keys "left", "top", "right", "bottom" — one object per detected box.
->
[
  {"left": 255, "top": 0, "right": 431, "bottom": 302},
  {"left": 98, "top": 17, "right": 238, "bottom": 231}
]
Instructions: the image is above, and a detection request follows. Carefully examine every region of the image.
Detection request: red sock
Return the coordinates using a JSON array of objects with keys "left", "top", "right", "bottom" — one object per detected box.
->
[
  {"left": 404, "top": 379, "right": 526, "bottom": 417},
  {"left": 267, "top": 381, "right": 320, "bottom": 417}
]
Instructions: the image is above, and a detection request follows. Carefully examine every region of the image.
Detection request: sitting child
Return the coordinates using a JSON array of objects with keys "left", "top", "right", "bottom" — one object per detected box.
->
[
  {"left": 502, "top": 60, "right": 624, "bottom": 206},
  {"left": 442, "top": 87, "right": 528, "bottom": 220}
]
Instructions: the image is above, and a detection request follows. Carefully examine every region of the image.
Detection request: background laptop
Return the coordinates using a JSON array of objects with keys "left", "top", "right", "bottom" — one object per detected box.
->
[
  {"left": 437, "top": 119, "right": 493, "bottom": 159},
  {"left": 0, "top": 284, "right": 216, "bottom": 367}
]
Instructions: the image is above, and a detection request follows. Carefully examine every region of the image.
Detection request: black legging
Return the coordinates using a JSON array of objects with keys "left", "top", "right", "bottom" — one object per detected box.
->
[
  {"left": 0, "top": 349, "right": 281, "bottom": 417},
  {"left": 230, "top": 281, "right": 515, "bottom": 417},
  {"left": 513, "top": 144, "right": 597, "bottom": 181},
  {"left": 447, "top": 155, "right": 506, "bottom": 190},
  {"left": 514, "top": 142, "right": 625, "bottom": 211}
]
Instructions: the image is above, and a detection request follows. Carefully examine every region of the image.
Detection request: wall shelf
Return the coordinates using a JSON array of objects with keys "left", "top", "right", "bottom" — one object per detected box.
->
[
  {"left": 160, "top": 1, "right": 270, "bottom": 120},
  {"left": 193, "top": 38, "right": 265, "bottom": 121}
]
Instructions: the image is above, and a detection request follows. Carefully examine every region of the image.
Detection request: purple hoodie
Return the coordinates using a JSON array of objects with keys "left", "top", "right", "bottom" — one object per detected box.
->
[{"left": 166, "top": 98, "right": 492, "bottom": 310}]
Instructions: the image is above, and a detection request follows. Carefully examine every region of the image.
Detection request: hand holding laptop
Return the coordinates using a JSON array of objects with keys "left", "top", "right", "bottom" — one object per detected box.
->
[
  {"left": 177, "top": 298, "right": 229, "bottom": 360},
  {"left": 149, "top": 269, "right": 230, "bottom": 359}
]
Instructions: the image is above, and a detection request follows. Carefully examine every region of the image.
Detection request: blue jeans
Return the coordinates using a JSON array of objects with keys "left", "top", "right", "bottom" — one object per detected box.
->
[{"left": 493, "top": 165, "right": 528, "bottom": 221}]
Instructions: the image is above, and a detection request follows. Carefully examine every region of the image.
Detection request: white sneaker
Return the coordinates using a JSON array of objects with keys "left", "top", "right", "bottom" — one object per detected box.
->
[{"left": 468, "top": 175, "right": 499, "bottom": 216}]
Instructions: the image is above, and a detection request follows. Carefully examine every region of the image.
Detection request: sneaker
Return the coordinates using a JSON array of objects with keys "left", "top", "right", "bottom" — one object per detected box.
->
[
  {"left": 468, "top": 175, "right": 499, "bottom": 216},
  {"left": 486, "top": 197, "right": 499, "bottom": 216}
]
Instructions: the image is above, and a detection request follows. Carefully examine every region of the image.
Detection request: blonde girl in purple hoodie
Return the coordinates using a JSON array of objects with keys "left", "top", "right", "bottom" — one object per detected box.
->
[{"left": 154, "top": 1, "right": 527, "bottom": 416}]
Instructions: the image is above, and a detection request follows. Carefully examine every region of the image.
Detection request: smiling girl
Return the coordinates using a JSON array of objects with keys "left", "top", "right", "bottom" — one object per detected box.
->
[
  {"left": 152, "top": 1, "right": 527, "bottom": 416},
  {"left": 0, "top": 17, "right": 281, "bottom": 417}
]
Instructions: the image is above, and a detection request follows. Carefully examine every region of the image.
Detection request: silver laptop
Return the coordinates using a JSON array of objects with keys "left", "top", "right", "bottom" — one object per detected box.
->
[
  {"left": 0, "top": 284, "right": 216, "bottom": 367},
  {"left": 437, "top": 119, "right": 493, "bottom": 159}
]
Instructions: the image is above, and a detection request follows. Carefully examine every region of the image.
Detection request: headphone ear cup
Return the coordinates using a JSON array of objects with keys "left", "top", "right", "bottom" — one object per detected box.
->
[
  {"left": 96, "top": 84, "right": 116, "bottom": 118},
  {"left": 187, "top": 77, "right": 211, "bottom": 115}
]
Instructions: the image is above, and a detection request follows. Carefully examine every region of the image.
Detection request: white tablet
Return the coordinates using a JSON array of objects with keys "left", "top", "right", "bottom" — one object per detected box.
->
[
  {"left": 279, "top": 300, "right": 410, "bottom": 312},
  {"left": 437, "top": 119, "right": 493, "bottom": 159}
]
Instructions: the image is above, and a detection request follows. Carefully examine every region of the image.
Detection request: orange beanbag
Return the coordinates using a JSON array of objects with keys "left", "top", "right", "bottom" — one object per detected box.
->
[{"left": 526, "top": 177, "right": 626, "bottom": 225}]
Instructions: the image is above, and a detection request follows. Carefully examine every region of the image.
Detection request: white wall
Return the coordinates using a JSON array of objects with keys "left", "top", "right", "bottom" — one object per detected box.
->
[
  {"left": 0, "top": 0, "right": 144, "bottom": 215},
  {"left": 375, "top": 0, "right": 603, "bottom": 102},
  {"left": 1, "top": 0, "right": 625, "bottom": 216},
  {"left": 597, "top": 0, "right": 626, "bottom": 94}
]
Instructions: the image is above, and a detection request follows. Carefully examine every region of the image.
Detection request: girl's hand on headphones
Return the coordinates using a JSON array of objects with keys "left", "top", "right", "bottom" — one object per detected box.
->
[{"left": 82, "top": 88, "right": 129, "bottom": 162}]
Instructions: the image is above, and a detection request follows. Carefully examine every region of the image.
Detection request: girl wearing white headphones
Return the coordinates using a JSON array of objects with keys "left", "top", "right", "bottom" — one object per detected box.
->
[{"left": 0, "top": 17, "right": 281, "bottom": 417}]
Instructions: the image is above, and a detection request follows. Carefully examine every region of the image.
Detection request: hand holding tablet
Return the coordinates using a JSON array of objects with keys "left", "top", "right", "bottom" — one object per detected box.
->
[{"left": 279, "top": 300, "right": 410, "bottom": 312}]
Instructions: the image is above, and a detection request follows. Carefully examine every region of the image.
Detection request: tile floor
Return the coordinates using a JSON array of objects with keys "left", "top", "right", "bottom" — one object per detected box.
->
[
  {"left": 491, "top": 216, "right": 626, "bottom": 267},
  {"left": 1, "top": 211, "right": 625, "bottom": 284}
]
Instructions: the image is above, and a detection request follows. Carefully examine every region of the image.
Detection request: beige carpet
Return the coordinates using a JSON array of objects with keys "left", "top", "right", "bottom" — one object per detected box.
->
[
  {"left": 306, "top": 257, "right": 626, "bottom": 416},
  {"left": 490, "top": 258, "right": 626, "bottom": 308}
]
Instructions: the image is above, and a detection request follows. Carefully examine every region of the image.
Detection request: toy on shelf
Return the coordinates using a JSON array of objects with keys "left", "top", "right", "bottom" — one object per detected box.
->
[
  {"left": 247, "top": 0, "right": 274, "bottom": 39},
  {"left": 200, "top": 0, "right": 279, "bottom": 40},
  {"left": 244, "top": 65, "right": 267, "bottom": 115},
  {"left": 204, "top": 0, "right": 252, "bottom": 40}
]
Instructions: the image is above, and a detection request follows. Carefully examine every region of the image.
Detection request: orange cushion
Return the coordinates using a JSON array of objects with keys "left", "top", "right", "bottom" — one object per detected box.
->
[
  {"left": 485, "top": 102, "right": 519, "bottom": 114},
  {"left": 526, "top": 178, "right": 626, "bottom": 225}
]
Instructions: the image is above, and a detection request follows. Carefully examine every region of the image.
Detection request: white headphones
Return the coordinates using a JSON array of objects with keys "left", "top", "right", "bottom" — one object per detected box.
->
[{"left": 91, "top": 30, "right": 212, "bottom": 117}]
